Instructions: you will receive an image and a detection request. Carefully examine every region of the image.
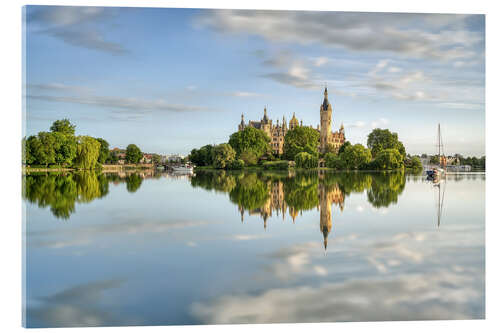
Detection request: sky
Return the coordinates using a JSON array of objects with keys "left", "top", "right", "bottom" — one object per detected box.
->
[{"left": 23, "top": 6, "right": 485, "bottom": 156}]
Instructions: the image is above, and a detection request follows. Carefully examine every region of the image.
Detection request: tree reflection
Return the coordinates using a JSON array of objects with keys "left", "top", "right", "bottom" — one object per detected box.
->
[
  {"left": 367, "top": 171, "right": 406, "bottom": 208},
  {"left": 23, "top": 172, "right": 146, "bottom": 219},
  {"left": 23, "top": 173, "right": 108, "bottom": 219},
  {"left": 126, "top": 174, "right": 143, "bottom": 193}
]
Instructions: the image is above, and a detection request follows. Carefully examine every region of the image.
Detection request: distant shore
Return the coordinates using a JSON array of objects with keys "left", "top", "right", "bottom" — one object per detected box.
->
[{"left": 23, "top": 163, "right": 155, "bottom": 174}]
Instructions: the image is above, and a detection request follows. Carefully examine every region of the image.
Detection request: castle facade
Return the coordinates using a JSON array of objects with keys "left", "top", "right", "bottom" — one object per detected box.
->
[{"left": 238, "top": 87, "right": 345, "bottom": 155}]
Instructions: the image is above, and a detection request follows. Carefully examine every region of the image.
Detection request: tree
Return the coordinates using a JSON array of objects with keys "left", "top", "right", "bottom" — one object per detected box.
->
[
  {"left": 213, "top": 143, "right": 236, "bottom": 169},
  {"left": 74, "top": 136, "right": 101, "bottom": 170},
  {"left": 126, "top": 144, "right": 142, "bottom": 164},
  {"left": 240, "top": 150, "right": 258, "bottom": 166},
  {"left": 325, "top": 152, "right": 346, "bottom": 170},
  {"left": 23, "top": 136, "right": 38, "bottom": 165},
  {"left": 228, "top": 127, "right": 271, "bottom": 160},
  {"left": 189, "top": 145, "right": 214, "bottom": 166},
  {"left": 50, "top": 119, "right": 76, "bottom": 136},
  {"left": 404, "top": 156, "right": 423, "bottom": 170},
  {"left": 338, "top": 141, "right": 351, "bottom": 154},
  {"left": 52, "top": 132, "right": 77, "bottom": 166},
  {"left": 152, "top": 154, "right": 162, "bottom": 165},
  {"left": 367, "top": 128, "right": 406, "bottom": 158},
  {"left": 373, "top": 148, "right": 404, "bottom": 170},
  {"left": 294, "top": 152, "right": 318, "bottom": 169},
  {"left": 34, "top": 132, "right": 57, "bottom": 166},
  {"left": 96, "top": 138, "right": 110, "bottom": 164},
  {"left": 283, "top": 126, "right": 320, "bottom": 160},
  {"left": 228, "top": 159, "right": 245, "bottom": 170},
  {"left": 340, "top": 144, "right": 372, "bottom": 169},
  {"left": 429, "top": 155, "right": 440, "bottom": 164}
]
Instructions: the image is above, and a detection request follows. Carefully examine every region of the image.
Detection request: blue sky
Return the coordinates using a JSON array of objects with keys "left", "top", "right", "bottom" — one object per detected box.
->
[{"left": 24, "top": 6, "right": 485, "bottom": 156}]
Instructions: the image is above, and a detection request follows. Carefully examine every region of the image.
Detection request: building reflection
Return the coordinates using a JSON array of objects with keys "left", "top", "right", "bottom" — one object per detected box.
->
[{"left": 237, "top": 174, "right": 345, "bottom": 250}]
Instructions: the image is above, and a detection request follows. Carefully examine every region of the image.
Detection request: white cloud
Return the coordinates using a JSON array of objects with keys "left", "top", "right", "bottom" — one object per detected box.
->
[
  {"left": 388, "top": 66, "right": 402, "bottom": 73},
  {"left": 230, "top": 91, "right": 261, "bottom": 97},
  {"left": 313, "top": 56, "right": 329, "bottom": 67},
  {"left": 371, "top": 118, "right": 389, "bottom": 129},
  {"left": 28, "top": 6, "right": 127, "bottom": 55},
  {"left": 27, "top": 93, "right": 210, "bottom": 115},
  {"left": 232, "top": 234, "right": 269, "bottom": 241},
  {"left": 196, "top": 11, "right": 482, "bottom": 61}
]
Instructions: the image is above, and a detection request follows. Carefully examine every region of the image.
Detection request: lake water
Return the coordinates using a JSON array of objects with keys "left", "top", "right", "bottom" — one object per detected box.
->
[{"left": 22, "top": 170, "right": 485, "bottom": 327}]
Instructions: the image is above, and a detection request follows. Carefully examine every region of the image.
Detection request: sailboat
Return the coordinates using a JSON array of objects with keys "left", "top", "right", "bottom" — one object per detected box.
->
[{"left": 426, "top": 124, "right": 446, "bottom": 179}]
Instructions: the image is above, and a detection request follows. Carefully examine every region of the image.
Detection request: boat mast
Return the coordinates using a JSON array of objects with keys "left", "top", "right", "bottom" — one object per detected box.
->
[
  {"left": 437, "top": 123, "right": 445, "bottom": 168},
  {"left": 438, "top": 123, "right": 441, "bottom": 158}
]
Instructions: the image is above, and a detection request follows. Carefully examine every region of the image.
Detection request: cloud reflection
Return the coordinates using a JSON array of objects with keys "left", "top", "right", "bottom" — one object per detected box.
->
[
  {"left": 191, "top": 226, "right": 484, "bottom": 324},
  {"left": 27, "top": 279, "right": 137, "bottom": 327}
]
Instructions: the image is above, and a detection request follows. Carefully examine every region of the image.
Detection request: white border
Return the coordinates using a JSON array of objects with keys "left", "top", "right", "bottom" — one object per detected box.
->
[{"left": 1, "top": 1, "right": 498, "bottom": 332}]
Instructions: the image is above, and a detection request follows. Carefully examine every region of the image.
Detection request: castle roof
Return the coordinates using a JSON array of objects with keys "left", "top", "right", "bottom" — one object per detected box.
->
[{"left": 322, "top": 87, "right": 330, "bottom": 111}]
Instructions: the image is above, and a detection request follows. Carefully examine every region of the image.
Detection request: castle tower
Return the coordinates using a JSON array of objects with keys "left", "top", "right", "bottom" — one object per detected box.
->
[
  {"left": 289, "top": 112, "right": 299, "bottom": 130},
  {"left": 238, "top": 113, "right": 245, "bottom": 131},
  {"left": 261, "top": 107, "right": 272, "bottom": 137},
  {"left": 320, "top": 87, "right": 333, "bottom": 153}
]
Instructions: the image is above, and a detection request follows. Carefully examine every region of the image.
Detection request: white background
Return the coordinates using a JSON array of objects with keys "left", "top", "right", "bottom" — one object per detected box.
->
[{"left": 1, "top": 0, "right": 498, "bottom": 332}]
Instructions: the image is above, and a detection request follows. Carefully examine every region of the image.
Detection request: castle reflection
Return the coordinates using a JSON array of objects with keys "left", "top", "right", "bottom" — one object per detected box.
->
[
  {"left": 236, "top": 173, "right": 345, "bottom": 250},
  {"left": 191, "top": 170, "right": 407, "bottom": 250}
]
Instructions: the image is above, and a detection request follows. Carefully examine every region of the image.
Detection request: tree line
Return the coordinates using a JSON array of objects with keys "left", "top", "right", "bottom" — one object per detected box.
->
[
  {"left": 23, "top": 119, "right": 147, "bottom": 169},
  {"left": 189, "top": 125, "right": 422, "bottom": 171}
]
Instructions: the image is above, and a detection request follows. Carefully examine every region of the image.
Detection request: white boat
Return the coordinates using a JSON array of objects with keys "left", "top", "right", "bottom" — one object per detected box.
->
[
  {"left": 171, "top": 164, "right": 194, "bottom": 172},
  {"left": 426, "top": 124, "right": 446, "bottom": 180}
]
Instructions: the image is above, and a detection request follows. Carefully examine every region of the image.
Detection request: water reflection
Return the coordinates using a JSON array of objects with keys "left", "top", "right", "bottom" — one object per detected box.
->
[
  {"left": 190, "top": 170, "right": 408, "bottom": 249},
  {"left": 22, "top": 171, "right": 182, "bottom": 219},
  {"left": 23, "top": 170, "right": 485, "bottom": 326}
]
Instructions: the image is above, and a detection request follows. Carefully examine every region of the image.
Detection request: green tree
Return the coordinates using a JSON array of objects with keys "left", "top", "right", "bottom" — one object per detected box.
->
[
  {"left": 52, "top": 131, "right": 77, "bottom": 166},
  {"left": 239, "top": 150, "right": 258, "bottom": 166},
  {"left": 74, "top": 136, "right": 101, "bottom": 169},
  {"left": 228, "top": 159, "right": 245, "bottom": 170},
  {"left": 404, "top": 155, "right": 423, "bottom": 170},
  {"left": 367, "top": 128, "right": 406, "bottom": 158},
  {"left": 213, "top": 143, "right": 236, "bottom": 169},
  {"left": 35, "top": 132, "right": 57, "bottom": 166},
  {"left": 338, "top": 141, "right": 351, "bottom": 154},
  {"left": 325, "top": 152, "right": 346, "bottom": 170},
  {"left": 429, "top": 155, "right": 440, "bottom": 164},
  {"left": 50, "top": 119, "right": 76, "bottom": 136},
  {"left": 228, "top": 127, "right": 271, "bottom": 160},
  {"left": 126, "top": 144, "right": 142, "bottom": 164},
  {"left": 96, "top": 138, "right": 110, "bottom": 164},
  {"left": 373, "top": 149, "right": 404, "bottom": 170},
  {"left": 283, "top": 126, "right": 320, "bottom": 160},
  {"left": 189, "top": 145, "right": 214, "bottom": 166},
  {"left": 151, "top": 154, "right": 162, "bottom": 165},
  {"left": 340, "top": 144, "right": 372, "bottom": 169},
  {"left": 294, "top": 152, "right": 318, "bottom": 169},
  {"left": 23, "top": 136, "right": 38, "bottom": 165}
]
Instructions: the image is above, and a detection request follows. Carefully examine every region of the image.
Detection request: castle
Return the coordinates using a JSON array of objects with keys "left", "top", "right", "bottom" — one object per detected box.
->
[{"left": 238, "top": 87, "right": 346, "bottom": 155}]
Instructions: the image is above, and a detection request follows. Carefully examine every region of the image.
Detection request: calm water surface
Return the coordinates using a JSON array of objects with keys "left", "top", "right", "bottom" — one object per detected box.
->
[{"left": 23, "top": 170, "right": 485, "bottom": 327}]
